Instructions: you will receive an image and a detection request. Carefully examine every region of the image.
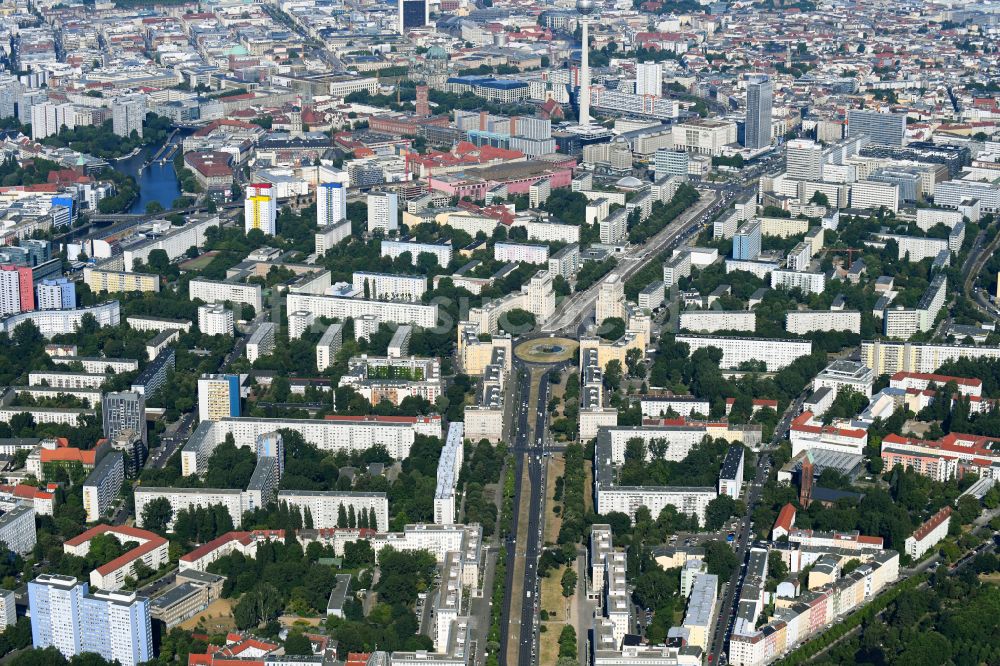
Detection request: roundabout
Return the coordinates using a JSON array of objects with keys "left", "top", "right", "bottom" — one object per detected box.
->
[{"left": 514, "top": 336, "right": 579, "bottom": 364}]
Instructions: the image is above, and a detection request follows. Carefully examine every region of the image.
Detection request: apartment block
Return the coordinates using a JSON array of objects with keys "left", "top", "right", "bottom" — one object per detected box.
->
[
  {"left": 352, "top": 272, "right": 427, "bottom": 302},
  {"left": 189, "top": 279, "right": 263, "bottom": 313},
  {"left": 786, "top": 310, "right": 861, "bottom": 335},
  {"left": 28, "top": 575, "right": 152, "bottom": 666},
  {"left": 680, "top": 310, "right": 756, "bottom": 333},
  {"left": 316, "top": 323, "right": 344, "bottom": 372},
  {"left": 84, "top": 267, "right": 160, "bottom": 294},
  {"left": 676, "top": 335, "right": 812, "bottom": 371},
  {"left": 245, "top": 322, "right": 277, "bottom": 364},
  {"left": 82, "top": 452, "right": 124, "bottom": 523}
]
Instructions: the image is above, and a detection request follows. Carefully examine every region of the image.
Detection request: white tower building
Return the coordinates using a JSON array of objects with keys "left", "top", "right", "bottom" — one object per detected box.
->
[{"left": 577, "top": 0, "right": 596, "bottom": 127}]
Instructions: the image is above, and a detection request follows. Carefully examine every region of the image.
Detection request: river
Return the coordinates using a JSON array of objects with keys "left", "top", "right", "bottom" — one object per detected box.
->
[{"left": 115, "top": 135, "right": 183, "bottom": 214}]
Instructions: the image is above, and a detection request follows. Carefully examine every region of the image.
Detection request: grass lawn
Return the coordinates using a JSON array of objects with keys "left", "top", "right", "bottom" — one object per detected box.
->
[
  {"left": 179, "top": 598, "right": 235, "bottom": 632},
  {"left": 179, "top": 251, "right": 219, "bottom": 271},
  {"left": 545, "top": 454, "right": 565, "bottom": 544},
  {"left": 584, "top": 465, "right": 594, "bottom": 514}
]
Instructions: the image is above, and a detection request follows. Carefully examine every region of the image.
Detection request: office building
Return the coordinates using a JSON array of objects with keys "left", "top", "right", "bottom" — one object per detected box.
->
[
  {"left": 35, "top": 278, "right": 75, "bottom": 310},
  {"left": 847, "top": 109, "right": 906, "bottom": 146},
  {"left": 813, "top": 359, "right": 875, "bottom": 397},
  {"left": 786, "top": 139, "right": 824, "bottom": 181},
  {"left": 399, "top": 0, "right": 428, "bottom": 32},
  {"left": 654, "top": 149, "right": 689, "bottom": 178},
  {"left": 367, "top": 192, "right": 399, "bottom": 233},
  {"left": 82, "top": 452, "right": 124, "bottom": 523},
  {"left": 197, "top": 375, "right": 241, "bottom": 423},
  {"left": 935, "top": 180, "right": 1000, "bottom": 213},
  {"left": 112, "top": 98, "right": 145, "bottom": 138},
  {"left": 851, "top": 179, "right": 900, "bottom": 213},
  {"left": 744, "top": 74, "right": 773, "bottom": 150},
  {"left": 28, "top": 575, "right": 152, "bottom": 666},
  {"left": 244, "top": 183, "right": 277, "bottom": 236},
  {"left": 672, "top": 118, "right": 737, "bottom": 156},
  {"left": 317, "top": 182, "right": 347, "bottom": 227},
  {"left": 102, "top": 391, "right": 146, "bottom": 444},
  {"left": 635, "top": 61, "right": 662, "bottom": 97}
]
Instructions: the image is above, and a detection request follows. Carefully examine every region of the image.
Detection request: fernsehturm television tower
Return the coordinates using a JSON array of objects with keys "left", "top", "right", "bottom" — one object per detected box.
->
[{"left": 577, "top": 0, "right": 595, "bottom": 126}]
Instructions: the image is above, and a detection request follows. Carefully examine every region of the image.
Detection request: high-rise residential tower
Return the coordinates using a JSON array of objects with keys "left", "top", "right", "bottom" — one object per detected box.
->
[
  {"left": 317, "top": 182, "right": 347, "bottom": 227},
  {"left": 244, "top": 183, "right": 276, "bottom": 236},
  {"left": 745, "top": 73, "right": 773, "bottom": 150}
]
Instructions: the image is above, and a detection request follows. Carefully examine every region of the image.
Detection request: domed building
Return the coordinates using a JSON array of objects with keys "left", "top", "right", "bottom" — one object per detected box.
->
[
  {"left": 615, "top": 175, "right": 645, "bottom": 191},
  {"left": 411, "top": 44, "right": 450, "bottom": 87}
]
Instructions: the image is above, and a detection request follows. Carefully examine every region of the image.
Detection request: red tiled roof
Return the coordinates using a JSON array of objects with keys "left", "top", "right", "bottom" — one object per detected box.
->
[
  {"left": 180, "top": 530, "right": 285, "bottom": 563},
  {"left": 890, "top": 371, "right": 981, "bottom": 388},
  {"left": 641, "top": 417, "right": 733, "bottom": 428},
  {"left": 65, "top": 525, "right": 167, "bottom": 577},
  {"left": 323, "top": 414, "right": 439, "bottom": 424},
  {"left": 882, "top": 432, "right": 999, "bottom": 458},
  {"left": 791, "top": 411, "right": 867, "bottom": 439},
  {"left": 345, "top": 654, "right": 371, "bottom": 666},
  {"left": 40, "top": 447, "right": 98, "bottom": 465},
  {"left": 774, "top": 503, "right": 796, "bottom": 533},
  {"left": 911, "top": 505, "right": 951, "bottom": 542},
  {"left": 185, "top": 151, "right": 234, "bottom": 177},
  {"left": 0, "top": 484, "right": 53, "bottom": 500}
]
